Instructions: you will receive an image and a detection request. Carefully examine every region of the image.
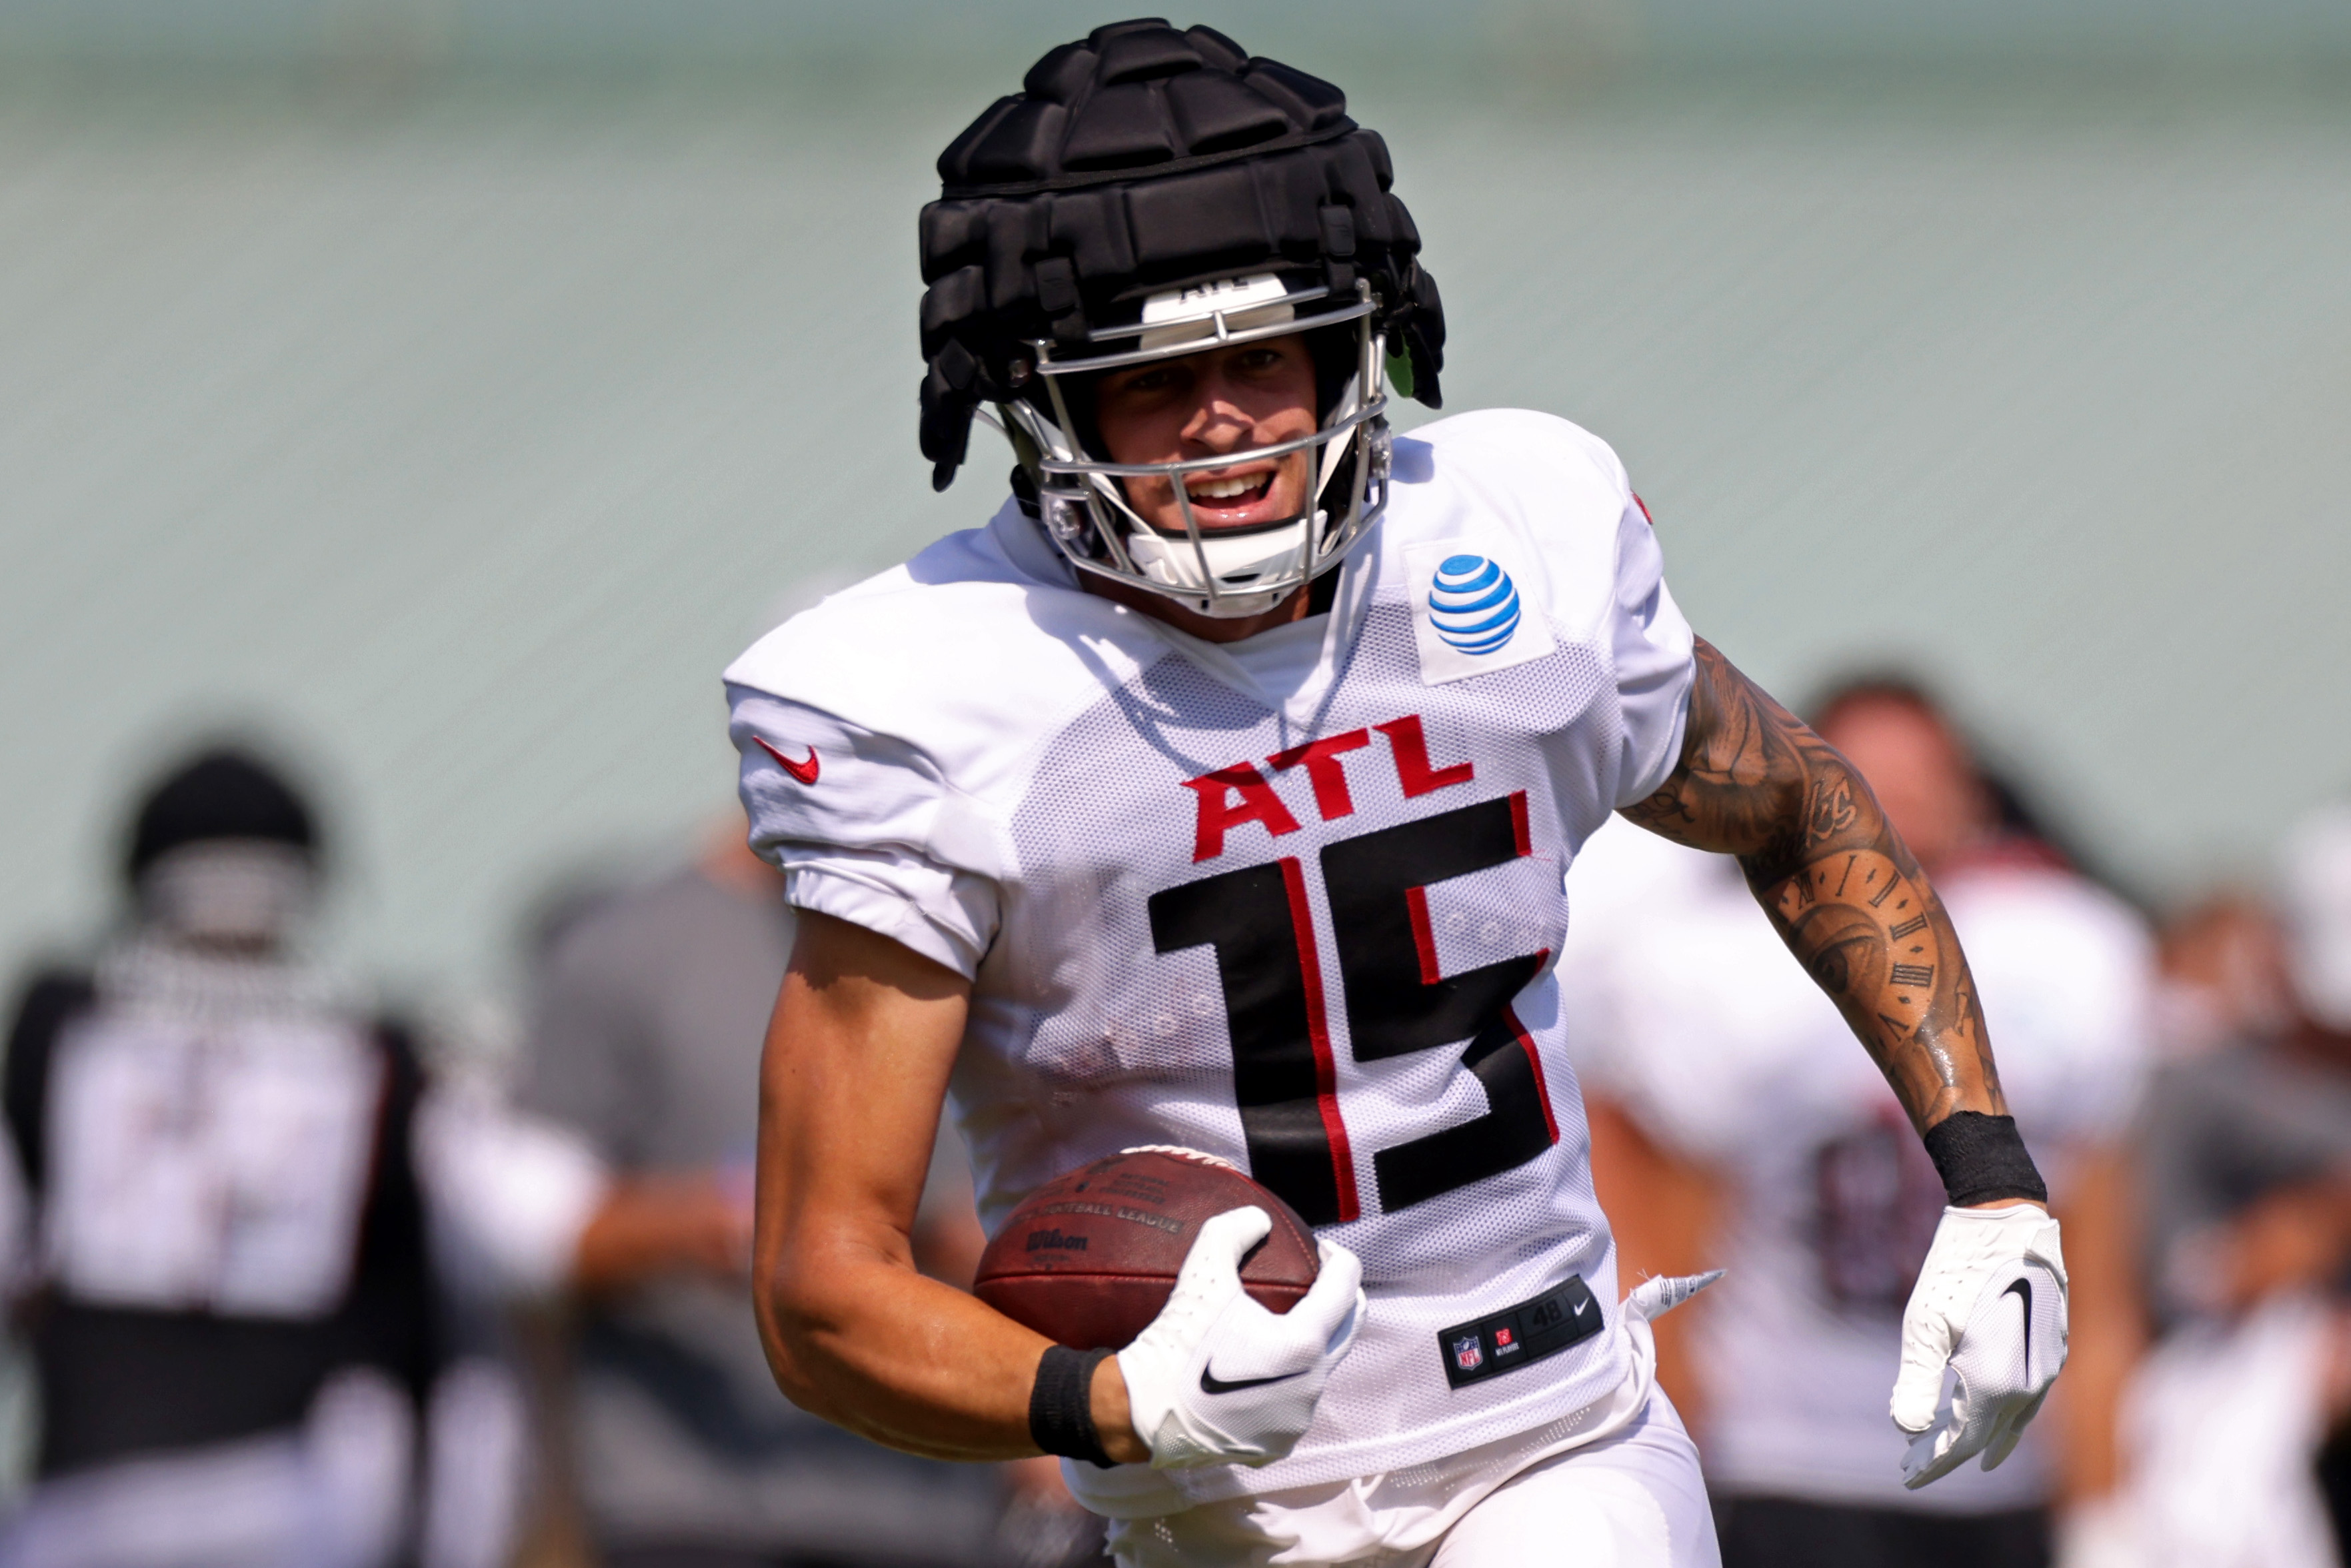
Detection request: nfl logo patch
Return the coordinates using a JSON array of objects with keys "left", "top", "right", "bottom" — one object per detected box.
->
[{"left": 1452, "top": 1334, "right": 1484, "bottom": 1372}]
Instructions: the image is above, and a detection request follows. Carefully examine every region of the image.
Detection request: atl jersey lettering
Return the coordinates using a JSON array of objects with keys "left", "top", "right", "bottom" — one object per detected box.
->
[{"left": 725, "top": 410, "right": 1696, "bottom": 1504}]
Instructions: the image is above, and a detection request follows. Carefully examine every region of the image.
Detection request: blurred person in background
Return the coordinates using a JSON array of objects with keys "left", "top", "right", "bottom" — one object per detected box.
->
[
  {"left": 2148, "top": 892, "right": 2291, "bottom": 1062},
  {"left": 2072, "top": 802, "right": 2351, "bottom": 1568},
  {"left": 0, "top": 744, "right": 625, "bottom": 1568},
  {"left": 0, "top": 746, "right": 571, "bottom": 1568},
  {"left": 515, "top": 820, "right": 1063, "bottom": 1568},
  {"left": 1562, "top": 677, "right": 2153, "bottom": 1567},
  {"left": 2136, "top": 804, "right": 2351, "bottom": 1329},
  {"left": 2078, "top": 1163, "right": 2351, "bottom": 1568}
]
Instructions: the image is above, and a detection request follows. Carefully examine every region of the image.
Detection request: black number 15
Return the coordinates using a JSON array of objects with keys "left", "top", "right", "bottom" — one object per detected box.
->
[{"left": 1147, "top": 794, "right": 1558, "bottom": 1226}]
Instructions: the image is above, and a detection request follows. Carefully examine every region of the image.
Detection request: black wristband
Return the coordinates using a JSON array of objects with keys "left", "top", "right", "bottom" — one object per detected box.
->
[
  {"left": 1028, "top": 1345, "right": 1117, "bottom": 1468},
  {"left": 1922, "top": 1111, "right": 2049, "bottom": 1207}
]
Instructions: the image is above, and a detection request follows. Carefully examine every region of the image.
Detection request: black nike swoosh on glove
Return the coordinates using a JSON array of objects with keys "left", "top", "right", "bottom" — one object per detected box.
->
[
  {"left": 2002, "top": 1277, "right": 2032, "bottom": 1366},
  {"left": 1199, "top": 1365, "right": 1309, "bottom": 1395}
]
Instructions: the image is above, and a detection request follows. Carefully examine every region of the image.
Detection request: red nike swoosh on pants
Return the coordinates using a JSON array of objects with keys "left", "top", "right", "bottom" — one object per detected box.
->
[{"left": 755, "top": 736, "right": 820, "bottom": 786}]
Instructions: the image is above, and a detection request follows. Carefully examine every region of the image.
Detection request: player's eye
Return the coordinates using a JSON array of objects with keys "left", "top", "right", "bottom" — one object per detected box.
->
[{"left": 1116, "top": 365, "right": 1178, "bottom": 396}]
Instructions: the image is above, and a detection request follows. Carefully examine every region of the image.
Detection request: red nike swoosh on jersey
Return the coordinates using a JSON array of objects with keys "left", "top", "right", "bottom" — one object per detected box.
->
[{"left": 755, "top": 736, "right": 820, "bottom": 786}]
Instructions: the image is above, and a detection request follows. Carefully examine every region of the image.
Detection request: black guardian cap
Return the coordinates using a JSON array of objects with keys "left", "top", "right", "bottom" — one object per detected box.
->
[
  {"left": 127, "top": 748, "right": 317, "bottom": 885},
  {"left": 917, "top": 19, "right": 1445, "bottom": 492}
]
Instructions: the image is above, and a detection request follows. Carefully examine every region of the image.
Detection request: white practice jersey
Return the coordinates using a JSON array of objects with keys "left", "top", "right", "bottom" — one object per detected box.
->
[
  {"left": 1560, "top": 818, "right": 2154, "bottom": 1512},
  {"left": 725, "top": 410, "right": 1696, "bottom": 1505}
]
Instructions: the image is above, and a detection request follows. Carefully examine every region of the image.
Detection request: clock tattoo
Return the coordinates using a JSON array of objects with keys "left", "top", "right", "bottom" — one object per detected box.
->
[{"left": 1623, "top": 639, "right": 2004, "bottom": 1132}]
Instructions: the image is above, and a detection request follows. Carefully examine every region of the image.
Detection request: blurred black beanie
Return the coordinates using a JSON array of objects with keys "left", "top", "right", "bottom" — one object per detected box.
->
[{"left": 126, "top": 748, "right": 318, "bottom": 883}]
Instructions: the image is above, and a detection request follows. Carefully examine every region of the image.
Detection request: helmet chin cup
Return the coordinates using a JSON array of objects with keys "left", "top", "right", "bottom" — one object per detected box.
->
[
  {"left": 1006, "top": 276, "right": 1394, "bottom": 620},
  {"left": 1125, "top": 516, "right": 1314, "bottom": 602}
]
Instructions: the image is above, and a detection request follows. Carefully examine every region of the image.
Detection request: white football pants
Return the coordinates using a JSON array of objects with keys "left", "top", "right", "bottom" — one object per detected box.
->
[
  {"left": 1109, "top": 1392, "right": 1720, "bottom": 1568},
  {"left": 1424, "top": 1398, "right": 1718, "bottom": 1568}
]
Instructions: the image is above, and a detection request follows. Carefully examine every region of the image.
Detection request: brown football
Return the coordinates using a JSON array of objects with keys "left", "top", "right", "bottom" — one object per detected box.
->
[{"left": 973, "top": 1148, "right": 1320, "bottom": 1351}]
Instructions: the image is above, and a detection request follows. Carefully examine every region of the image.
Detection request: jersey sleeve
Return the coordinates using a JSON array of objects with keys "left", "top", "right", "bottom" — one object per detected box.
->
[
  {"left": 1607, "top": 498, "right": 1696, "bottom": 808},
  {"left": 728, "top": 687, "right": 1003, "bottom": 980}
]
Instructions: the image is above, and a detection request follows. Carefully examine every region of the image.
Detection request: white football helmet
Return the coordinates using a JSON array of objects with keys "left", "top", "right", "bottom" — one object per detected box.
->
[{"left": 996, "top": 271, "right": 1394, "bottom": 620}]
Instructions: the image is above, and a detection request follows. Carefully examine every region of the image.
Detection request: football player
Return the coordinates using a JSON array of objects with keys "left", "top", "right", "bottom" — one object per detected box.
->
[
  {"left": 0, "top": 748, "right": 579, "bottom": 1568},
  {"left": 726, "top": 22, "right": 2066, "bottom": 1566},
  {"left": 1562, "top": 680, "right": 2152, "bottom": 1565}
]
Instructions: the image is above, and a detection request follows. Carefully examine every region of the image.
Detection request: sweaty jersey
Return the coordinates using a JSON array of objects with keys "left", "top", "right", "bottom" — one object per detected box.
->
[
  {"left": 725, "top": 410, "right": 1696, "bottom": 1505},
  {"left": 1560, "top": 818, "right": 2152, "bottom": 1512}
]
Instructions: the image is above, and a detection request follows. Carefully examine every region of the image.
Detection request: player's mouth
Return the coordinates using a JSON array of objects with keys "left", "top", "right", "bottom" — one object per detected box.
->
[{"left": 1177, "top": 464, "right": 1281, "bottom": 526}]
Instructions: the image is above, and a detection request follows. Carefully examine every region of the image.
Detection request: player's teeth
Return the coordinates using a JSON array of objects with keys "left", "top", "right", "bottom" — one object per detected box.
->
[{"left": 1186, "top": 474, "right": 1260, "bottom": 500}]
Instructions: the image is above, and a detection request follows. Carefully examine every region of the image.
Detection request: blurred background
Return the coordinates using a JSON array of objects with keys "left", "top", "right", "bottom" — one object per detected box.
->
[
  {"left": 5, "top": 0, "right": 2350, "bottom": 994},
  {"left": 2, "top": 3, "right": 2349, "bottom": 1566}
]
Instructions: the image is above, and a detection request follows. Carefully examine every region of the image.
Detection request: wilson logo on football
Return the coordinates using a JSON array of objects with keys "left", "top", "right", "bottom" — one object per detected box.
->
[
  {"left": 1426, "top": 555, "right": 1521, "bottom": 655},
  {"left": 1023, "top": 1228, "right": 1089, "bottom": 1253}
]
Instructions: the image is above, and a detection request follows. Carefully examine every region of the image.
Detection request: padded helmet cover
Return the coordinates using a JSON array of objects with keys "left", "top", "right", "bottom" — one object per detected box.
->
[
  {"left": 127, "top": 748, "right": 317, "bottom": 884},
  {"left": 918, "top": 19, "right": 1445, "bottom": 490}
]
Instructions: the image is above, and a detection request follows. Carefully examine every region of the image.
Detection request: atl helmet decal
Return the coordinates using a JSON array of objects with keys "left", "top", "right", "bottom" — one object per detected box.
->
[{"left": 1426, "top": 555, "right": 1522, "bottom": 655}]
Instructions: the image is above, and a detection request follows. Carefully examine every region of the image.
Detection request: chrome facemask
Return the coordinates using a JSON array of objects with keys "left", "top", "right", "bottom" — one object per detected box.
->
[{"left": 995, "top": 273, "right": 1393, "bottom": 620}]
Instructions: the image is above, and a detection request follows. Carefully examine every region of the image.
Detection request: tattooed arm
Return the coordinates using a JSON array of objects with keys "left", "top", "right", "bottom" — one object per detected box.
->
[
  {"left": 1620, "top": 638, "right": 2005, "bottom": 1136},
  {"left": 1626, "top": 642, "right": 2066, "bottom": 1487}
]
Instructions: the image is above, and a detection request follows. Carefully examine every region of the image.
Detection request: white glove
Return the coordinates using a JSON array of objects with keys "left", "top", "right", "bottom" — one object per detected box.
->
[
  {"left": 1115, "top": 1206, "right": 1364, "bottom": 1469},
  {"left": 1891, "top": 1203, "right": 2069, "bottom": 1489}
]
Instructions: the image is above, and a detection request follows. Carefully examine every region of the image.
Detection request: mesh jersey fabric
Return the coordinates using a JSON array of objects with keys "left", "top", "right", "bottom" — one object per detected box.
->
[
  {"left": 1213, "top": 612, "right": 1330, "bottom": 703},
  {"left": 724, "top": 408, "right": 1696, "bottom": 1505},
  {"left": 1557, "top": 818, "right": 2154, "bottom": 1513}
]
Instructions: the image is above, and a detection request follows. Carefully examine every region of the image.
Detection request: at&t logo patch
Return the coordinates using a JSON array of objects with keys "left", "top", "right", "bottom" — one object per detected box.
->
[
  {"left": 1428, "top": 555, "right": 1521, "bottom": 654},
  {"left": 1407, "top": 539, "right": 1555, "bottom": 686}
]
